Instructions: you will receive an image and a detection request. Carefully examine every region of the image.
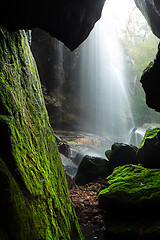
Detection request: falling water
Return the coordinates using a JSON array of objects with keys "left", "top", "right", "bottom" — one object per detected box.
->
[{"left": 79, "top": 0, "right": 134, "bottom": 143}]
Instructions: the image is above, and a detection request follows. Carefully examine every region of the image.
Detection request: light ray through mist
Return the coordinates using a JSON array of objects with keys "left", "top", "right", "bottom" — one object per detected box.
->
[{"left": 79, "top": 0, "right": 135, "bottom": 142}]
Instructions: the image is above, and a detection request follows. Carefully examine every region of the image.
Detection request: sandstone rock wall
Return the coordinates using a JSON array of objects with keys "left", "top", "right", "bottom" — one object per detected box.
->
[{"left": 0, "top": 27, "right": 83, "bottom": 240}]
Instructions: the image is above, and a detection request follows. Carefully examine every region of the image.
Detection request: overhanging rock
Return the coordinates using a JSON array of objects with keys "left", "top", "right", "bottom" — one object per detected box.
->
[
  {"left": 0, "top": 0, "right": 106, "bottom": 50},
  {"left": 135, "top": 0, "right": 160, "bottom": 39}
]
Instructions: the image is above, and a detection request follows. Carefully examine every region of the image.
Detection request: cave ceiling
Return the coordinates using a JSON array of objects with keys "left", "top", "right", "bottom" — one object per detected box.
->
[{"left": 0, "top": 0, "right": 105, "bottom": 50}]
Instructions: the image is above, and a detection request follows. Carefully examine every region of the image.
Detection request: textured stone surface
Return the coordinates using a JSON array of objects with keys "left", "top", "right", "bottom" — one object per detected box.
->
[
  {"left": 31, "top": 28, "right": 81, "bottom": 130},
  {"left": 0, "top": 0, "right": 106, "bottom": 50},
  {"left": 98, "top": 164, "right": 160, "bottom": 240},
  {"left": 135, "top": 0, "right": 160, "bottom": 39},
  {"left": 105, "top": 143, "right": 138, "bottom": 175},
  {"left": 134, "top": 0, "right": 160, "bottom": 112},
  {"left": 74, "top": 155, "right": 108, "bottom": 185},
  {"left": 0, "top": 27, "right": 83, "bottom": 240},
  {"left": 137, "top": 127, "right": 160, "bottom": 168},
  {"left": 140, "top": 46, "right": 160, "bottom": 111}
]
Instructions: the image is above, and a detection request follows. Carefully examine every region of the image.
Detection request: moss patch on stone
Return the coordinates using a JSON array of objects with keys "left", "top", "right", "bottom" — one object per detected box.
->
[
  {"left": 0, "top": 27, "right": 83, "bottom": 240},
  {"left": 137, "top": 127, "right": 160, "bottom": 168},
  {"left": 98, "top": 164, "right": 160, "bottom": 239},
  {"left": 99, "top": 164, "right": 160, "bottom": 207},
  {"left": 139, "top": 127, "right": 160, "bottom": 149}
]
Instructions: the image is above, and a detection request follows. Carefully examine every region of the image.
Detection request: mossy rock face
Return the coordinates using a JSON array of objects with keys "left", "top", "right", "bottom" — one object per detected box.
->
[
  {"left": 98, "top": 164, "right": 160, "bottom": 240},
  {"left": 74, "top": 155, "right": 108, "bottom": 185},
  {"left": 137, "top": 128, "right": 160, "bottom": 168},
  {"left": 105, "top": 143, "right": 138, "bottom": 175},
  {"left": 0, "top": 27, "right": 83, "bottom": 240}
]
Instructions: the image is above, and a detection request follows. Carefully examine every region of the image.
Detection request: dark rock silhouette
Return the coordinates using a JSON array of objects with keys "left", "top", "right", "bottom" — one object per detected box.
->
[
  {"left": 0, "top": 0, "right": 105, "bottom": 50},
  {"left": 74, "top": 155, "right": 108, "bottom": 185},
  {"left": 105, "top": 143, "right": 138, "bottom": 175}
]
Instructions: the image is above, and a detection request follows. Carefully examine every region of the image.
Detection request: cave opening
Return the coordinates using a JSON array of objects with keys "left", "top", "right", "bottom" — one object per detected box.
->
[
  {"left": 30, "top": 1, "right": 160, "bottom": 239},
  {"left": 0, "top": 0, "right": 160, "bottom": 239},
  {"left": 31, "top": 0, "right": 160, "bottom": 160}
]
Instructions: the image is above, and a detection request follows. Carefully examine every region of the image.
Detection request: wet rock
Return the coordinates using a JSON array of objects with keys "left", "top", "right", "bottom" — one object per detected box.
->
[
  {"left": 58, "top": 142, "right": 71, "bottom": 158},
  {"left": 72, "top": 152, "right": 85, "bottom": 166},
  {"left": 74, "top": 155, "right": 108, "bottom": 185},
  {"left": 60, "top": 153, "right": 77, "bottom": 177},
  {"left": 55, "top": 133, "right": 71, "bottom": 157},
  {"left": 137, "top": 127, "right": 160, "bottom": 168},
  {"left": 98, "top": 164, "right": 160, "bottom": 240},
  {"left": 105, "top": 143, "right": 138, "bottom": 175}
]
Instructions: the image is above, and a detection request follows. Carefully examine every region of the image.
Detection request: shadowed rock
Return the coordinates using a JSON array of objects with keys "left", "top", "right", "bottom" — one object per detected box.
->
[{"left": 0, "top": 0, "right": 106, "bottom": 50}]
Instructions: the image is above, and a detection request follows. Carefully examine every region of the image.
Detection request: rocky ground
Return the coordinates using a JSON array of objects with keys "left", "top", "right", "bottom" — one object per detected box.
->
[
  {"left": 61, "top": 128, "right": 160, "bottom": 240},
  {"left": 68, "top": 178, "right": 108, "bottom": 240}
]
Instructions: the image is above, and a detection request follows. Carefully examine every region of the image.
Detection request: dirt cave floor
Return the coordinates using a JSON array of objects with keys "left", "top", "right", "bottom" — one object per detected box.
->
[{"left": 68, "top": 177, "right": 108, "bottom": 239}]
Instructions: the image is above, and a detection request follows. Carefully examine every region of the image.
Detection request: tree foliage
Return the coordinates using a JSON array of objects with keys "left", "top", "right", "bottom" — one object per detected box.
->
[{"left": 121, "top": 4, "right": 160, "bottom": 126}]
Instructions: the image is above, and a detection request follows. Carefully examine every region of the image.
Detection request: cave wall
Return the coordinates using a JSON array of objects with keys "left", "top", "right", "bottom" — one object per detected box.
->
[
  {"left": 140, "top": 45, "right": 160, "bottom": 112},
  {"left": 135, "top": 0, "right": 160, "bottom": 39},
  {"left": 0, "top": 0, "right": 108, "bottom": 238},
  {"left": 134, "top": 0, "right": 160, "bottom": 112},
  {"left": 1, "top": 0, "right": 160, "bottom": 238},
  {"left": 0, "top": 0, "right": 106, "bottom": 50},
  {"left": 31, "top": 28, "right": 82, "bottom": 130},
  {"left": 0, "top": 27, "right": 83, "bottom": 240}
]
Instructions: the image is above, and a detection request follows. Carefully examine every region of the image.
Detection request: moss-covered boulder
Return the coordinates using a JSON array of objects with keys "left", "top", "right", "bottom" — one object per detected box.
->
[
  {"left": 137, "top": 128, "right": 160, "bottom": 168},
  {"left": 98, "top": 164, "right": 160, "bottom": 240},
  {"left": 105, "top": 143, "right": 138, "bottom": 175},
  {"left": 74, "top": 155, "right": 108, "bottom": 185},
  {"left": 0, "top": 27, "right": 83, "bottom": 240}
]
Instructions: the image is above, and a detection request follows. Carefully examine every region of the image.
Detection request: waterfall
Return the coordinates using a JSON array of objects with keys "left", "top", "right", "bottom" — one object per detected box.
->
[{"left": 79, "top": 0, "right": 134, "bottom": 143}]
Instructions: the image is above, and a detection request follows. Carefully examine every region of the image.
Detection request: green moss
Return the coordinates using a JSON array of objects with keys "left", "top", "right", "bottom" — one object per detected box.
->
[
  {"left": 105, "top": 143, "right": 138, "bottom": 160},
  {"left": 139, "top": 127, "right": 160, "bottom": 149},
  {"left": 142, "top": 61, "right": 154, "bottom": 75},
  {"left": 98, "top": 164, "right": 160, "bottom": 239},
  {"left": 0, "top": 27, "right": 83, "bottom": 239},
  {"left": 98, "top": 164, "right": 160, "bottom": 204},
  {"left": 105, "top": 150, "right": 112, "bottom": 159}
]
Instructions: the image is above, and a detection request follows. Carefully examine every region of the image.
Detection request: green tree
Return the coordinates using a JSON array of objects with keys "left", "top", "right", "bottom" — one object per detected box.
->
[{"left": 121, "top": 5, "right": 160, "bottom": 125}]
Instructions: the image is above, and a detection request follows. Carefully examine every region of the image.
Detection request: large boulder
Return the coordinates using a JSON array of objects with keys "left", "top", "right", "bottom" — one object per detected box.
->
[
  {"left": 0, "top": 27, "right": 83, "bottom": 240},
  {"left": 105, "top": 143, "right": 138, "bottom": 175},
  {"left": 0, "top": 0, "right": 106, "bottom": 50},
  {"left": 137, "top": 127, "right": 160, "bottom": 168},
  {"left": 74, "top": 155, "right": 108, "bottom": 185},
  {"left": 98, "top": 164, "right": 160, "bottom": 240}
]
